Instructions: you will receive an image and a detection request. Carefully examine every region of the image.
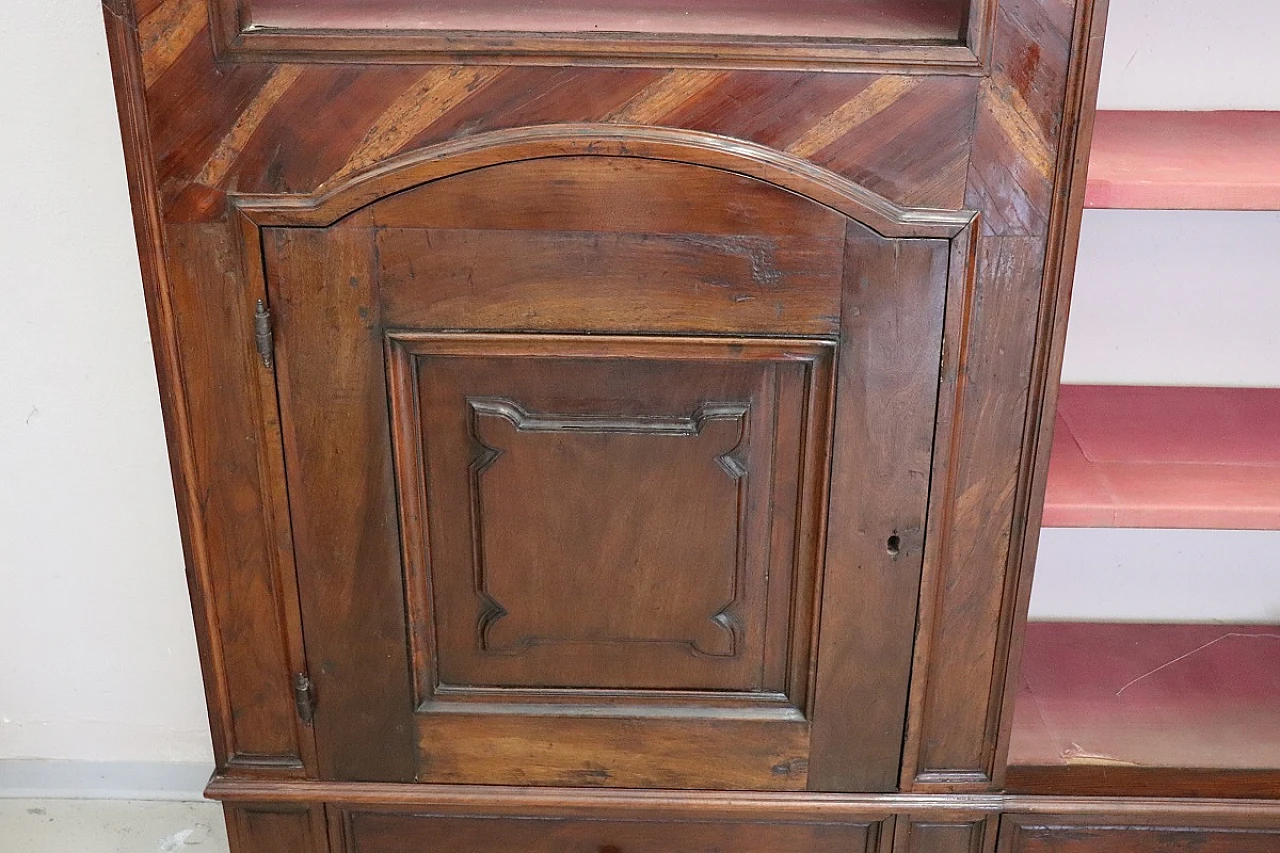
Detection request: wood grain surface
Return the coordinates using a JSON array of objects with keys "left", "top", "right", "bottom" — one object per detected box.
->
[{"left": 97, "top": 0, "right": 1149, "bottom": 847}]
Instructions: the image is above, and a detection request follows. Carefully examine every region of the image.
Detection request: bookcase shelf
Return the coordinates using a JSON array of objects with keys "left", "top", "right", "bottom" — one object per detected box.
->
[
  {"left": 1043, "top": 385, "right": 1280, "bottom": 529},
  {"left": 1086, "top": 111, "right": 1280, "bottom": 210},
  {"left": 1007, "top": 621, "right": 1280, "bottom": 798},
  {"left": 1027, "top": 120, "right": 1280, "bottom": 790}
]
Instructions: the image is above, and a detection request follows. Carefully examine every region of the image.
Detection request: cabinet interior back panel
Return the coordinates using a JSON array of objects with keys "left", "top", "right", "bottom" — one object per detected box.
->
[{"left": 240, "top": 0, "right": 968, "bottom": 40}]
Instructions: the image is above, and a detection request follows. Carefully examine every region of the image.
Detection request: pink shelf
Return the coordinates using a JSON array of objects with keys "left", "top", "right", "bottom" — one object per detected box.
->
[
  {"left": 1010, "top": 622, "right": 1280, "bottom": 773},
  {"left": 1085, "top": 111, "right": 1280, "bottom": 210},
  {"left": 1043, "top": 385, "right": 1280, "bottom": 529}
]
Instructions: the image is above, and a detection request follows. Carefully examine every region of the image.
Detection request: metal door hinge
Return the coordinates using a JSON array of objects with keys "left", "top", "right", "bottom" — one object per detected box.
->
[
  {"left": 293, "top": 673, "right": 315, "bottom": 724},
  {"left": 254, "top": 300, "right": 274, "bottom": 368}
]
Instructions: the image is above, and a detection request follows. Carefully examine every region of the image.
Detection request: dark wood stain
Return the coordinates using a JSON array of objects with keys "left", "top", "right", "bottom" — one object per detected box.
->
[{"left": 98, "top": 0, "right": 1259, "bottom": 851}]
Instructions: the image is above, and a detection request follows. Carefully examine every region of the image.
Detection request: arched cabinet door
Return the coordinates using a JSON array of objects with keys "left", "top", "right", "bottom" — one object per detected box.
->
[{"left": 238, "top": 125, "right": 975, "bottom": 793}]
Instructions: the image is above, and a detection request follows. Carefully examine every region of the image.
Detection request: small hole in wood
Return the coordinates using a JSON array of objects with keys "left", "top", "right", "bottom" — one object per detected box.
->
[{"left": 886, "top": 534, "right": 901, "bottom": 556}]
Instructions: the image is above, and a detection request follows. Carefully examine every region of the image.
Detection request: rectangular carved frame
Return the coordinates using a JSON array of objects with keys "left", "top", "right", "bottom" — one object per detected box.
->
[
  {"left": 385, "top": 332, "right": 837, "bottom": 720},
  {"left": 208, "top": 0, "right": 999, "bottom": 71}
]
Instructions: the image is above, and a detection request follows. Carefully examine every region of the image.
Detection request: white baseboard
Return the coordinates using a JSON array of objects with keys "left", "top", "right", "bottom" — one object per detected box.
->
[{"left": 0, "top": 761, "right": 213, "bottom": 801}]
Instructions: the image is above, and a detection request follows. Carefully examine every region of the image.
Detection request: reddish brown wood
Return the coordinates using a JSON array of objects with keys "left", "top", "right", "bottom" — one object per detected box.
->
[
  {"left": 392, "top": 334, "right": 831, "bottom": 696},
  {"left": 1000, "top": 813, "right": 1280, "bottom": 853},
  {"left": 257, "top": 145, "right": 957, "bottom": 790},
  {"left": 103, "top": 0, "right": 235, "bottom": 765},
  {"left": 231, "top": 124, "right": 973, "bottom": 239},
  {"left": 226, "top": 804, "right": 328, "bottom": 853},
  {"left": 1004, "top": 797, "right": 1280, "bottom": 849},
  {"left": 376, "top": 227, "right": 843, "bottom": 336},
  {"left": 895, "top": 815, "right": 996, "bottom": 853},
  {"left": 905, "top": 0, "right": 1112, "bottom": 791},
  {"left": 331, "top": 808, "right": 889, "bottom": 853},
  {"left": 204, "top": 776, "right": 996, "bottom": 814},
  {"left": 368, "top": 155, "right": 847, "bottom": 236},
  {"left": 991, "top": 0, "right": 1111, "bottom": 796},
  {"left": 142, "top": 60, "right": 982, "bottom": 220},
  {"left": 413, "top": 714, "right": 812, "bottom": 790},
  {"left": 265, "top": 226, "right": 416, "bottom": 783},
  {"left": 167, "top": 224, "right": 312, "bottom": 773},
  {"left": 104, "top": 0, "right": 1129, "bottom": 846},
  {"left": 1005, "top": 767, "right": 1280, "bottom": 801},
  {"left": 904, "top": 233, "right": 1047, "bottom": 787},
  {"left": 808, "top": 230, "right": 953, "bottom": 793},
  {"left": 389, "top": 333, "right": 831, "bottom": 789},
  {"left": 104, "top": 0, "right": 316, "bottom": 779}
]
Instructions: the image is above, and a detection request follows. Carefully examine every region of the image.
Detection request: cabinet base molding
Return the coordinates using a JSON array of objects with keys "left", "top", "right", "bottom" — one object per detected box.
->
[
  {"left": 208, "top": 780, "right": 1280, "bottom": 853},
  {"left": 205, "top": 775, "right": 1004, "bottom": 815}
]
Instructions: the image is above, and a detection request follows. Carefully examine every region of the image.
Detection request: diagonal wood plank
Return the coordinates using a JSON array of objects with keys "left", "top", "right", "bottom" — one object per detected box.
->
[
  {"left": 195, "top": 66, "right": 306, "bottom": 189},
  {"left": 787, "top": 76, "right": 923, "bottom": 159},
  {"left": 138, "top": 0, "right": 205, "bottom": 88},
  {"left": 335, "top": 67, "right": 505, "bottom": 184},
  {"left": 605, "top": 70, "right": 731, "bottom": 125}
]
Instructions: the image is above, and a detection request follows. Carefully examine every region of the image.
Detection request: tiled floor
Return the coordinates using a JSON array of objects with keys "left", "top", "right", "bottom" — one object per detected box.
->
[{"left": 0, "top": 799, "right": 229, "bottom": 853}]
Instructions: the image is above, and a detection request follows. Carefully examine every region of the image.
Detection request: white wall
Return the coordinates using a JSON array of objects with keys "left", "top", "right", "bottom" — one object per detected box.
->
[
  {"left": 1040, "top": 0, "right": 1280, "bottom": 625},
  {"left": 1, "top": 0, "right": 1276, "bottom": 773},
  {"left": 0, "top": 3, "right": 212, "bottom": 764},
  {"left": 1061, "top": 211, "right": 1280, "bottom": 387},
  {"left": 1030, "top": 529, "right": 1280, "bottom": 622},
  {"left": 1097, "top": 0, "right": 1280, "bottom": 111}
]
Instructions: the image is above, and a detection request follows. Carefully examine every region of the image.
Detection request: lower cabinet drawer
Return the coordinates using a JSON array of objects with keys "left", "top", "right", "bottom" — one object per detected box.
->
[
  {"left": 337, "top": 810, "right": 891, "bottom": 853},
  {"left": 1001, "top": 815, "right": 1280, "bottom": 852}
]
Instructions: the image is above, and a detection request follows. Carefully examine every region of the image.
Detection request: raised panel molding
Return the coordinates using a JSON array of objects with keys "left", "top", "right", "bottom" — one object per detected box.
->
[
  {"left": 210, "top": 0, "right": 994, "bottom": 71},
  {"left": 331, "top": 807, "right": 891, "bottom": 853},
  {"left": 895, "top": 816, "right": 995, "bottom": 853},
  {"left": 467, "top": 398, "right": 750, "bottom": 659},
  {"left": 999, "top": 816, "right": 1280, "bottom": 853},
  {"left": 226, "top": 804, "right": 328, "bottom": 853},
  {"left": 385, "top": 332, "right": 834, "bottom": 711}
]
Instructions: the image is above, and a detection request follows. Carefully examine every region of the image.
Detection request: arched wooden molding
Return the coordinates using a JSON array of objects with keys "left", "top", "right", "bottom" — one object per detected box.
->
[{"left": 233, "top": 123, "right": 975, "bottom": 240}]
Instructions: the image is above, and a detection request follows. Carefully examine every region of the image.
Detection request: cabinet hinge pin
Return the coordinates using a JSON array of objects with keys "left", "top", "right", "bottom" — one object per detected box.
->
[
  {"left": 293, "top": 672, "right": 315, "bottom": 724},
  {"left": 254, "top": 299, "right": 274, "bottom": 368}
]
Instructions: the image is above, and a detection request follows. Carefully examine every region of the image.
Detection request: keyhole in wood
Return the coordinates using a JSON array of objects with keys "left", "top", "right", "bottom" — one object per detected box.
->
[{"left": 886, "top": 534, "right": 901, "bottom": 557}]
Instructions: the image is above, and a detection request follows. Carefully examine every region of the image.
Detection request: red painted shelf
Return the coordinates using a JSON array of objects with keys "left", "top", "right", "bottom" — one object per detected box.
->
[
  {"left": 1007, "top": 622, "right": 1280, "bottom": 796},
  {"left": 1043, "top": 385, "right": 1280, "bottom": 529},
  {"left": 1086, "top": 111, "right": 1280, "bottom": 210}
]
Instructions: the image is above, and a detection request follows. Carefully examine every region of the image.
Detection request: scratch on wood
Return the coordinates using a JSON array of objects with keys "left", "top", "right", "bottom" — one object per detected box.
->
[
  {"left": 671, "top": 234, "right": 783, "bottom": 288},
  {"left": 1115, "top": 632, "right": 1280, "bottom": 696},
  {"left": 1061, "top": 742, "right": 1139, "bottom": 766}
]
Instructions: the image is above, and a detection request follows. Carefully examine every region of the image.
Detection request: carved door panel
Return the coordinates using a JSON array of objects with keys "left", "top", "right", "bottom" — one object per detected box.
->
[{"left": 261, "top": 142, "right": 963, "bottom": 792}]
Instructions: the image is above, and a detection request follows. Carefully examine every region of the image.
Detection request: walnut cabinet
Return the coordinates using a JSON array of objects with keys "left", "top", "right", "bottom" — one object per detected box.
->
[{"left": 103, "top": 0, "right": 1280, "bottom": 850}]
